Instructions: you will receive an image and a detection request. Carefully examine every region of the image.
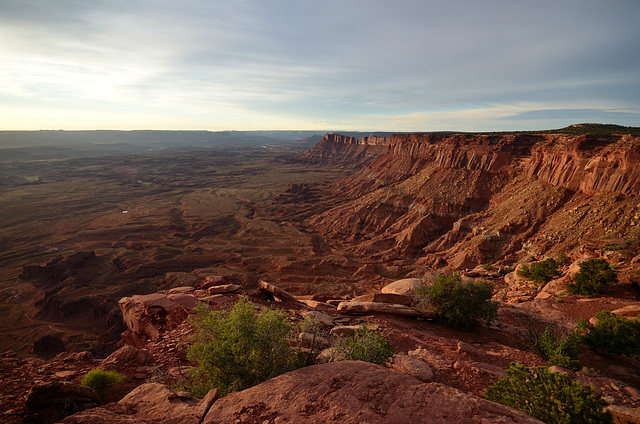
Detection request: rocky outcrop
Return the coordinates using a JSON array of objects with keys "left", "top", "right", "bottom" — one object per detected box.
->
[
  {"left": 301, "top": 131, "right": 640, "bottom": 269},
  {"left": 201, "top": 361, "right": 543, "bottom": 424},
  {"left": 119, "top": 292, "right": 195, "bottom": 348},
  {"left": 295, "top": 133, "right": 389, "bottom": 167},
  {"left": 61, "top": 383, "right": 219, "bottom": 424},
  {"left": 524, "top": 134, "right": 640, "bottom": 195}
]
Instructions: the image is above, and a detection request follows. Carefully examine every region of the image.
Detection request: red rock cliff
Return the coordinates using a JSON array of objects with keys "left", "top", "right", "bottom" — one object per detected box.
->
[{"left": 301, "top": 131, "right": 640, "bottom": 269}]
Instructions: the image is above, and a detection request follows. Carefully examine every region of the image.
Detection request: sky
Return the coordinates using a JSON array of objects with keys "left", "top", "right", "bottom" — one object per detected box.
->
[{"left": 1, "top": 0, "right": 639, "bottom": 132}]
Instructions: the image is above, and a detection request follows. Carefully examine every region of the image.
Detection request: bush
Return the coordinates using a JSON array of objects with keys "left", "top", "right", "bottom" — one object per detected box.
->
[
  {"left": 517, "top": 259, "right": 560, "bottom": 284},
  {"left": 486, "top": 363, "right": 611, "bottom": 424},
  {"left": 537, "top": 326, "right": 583, "bottom": 371},
  {"left": 566, "top": 259, "right": 617, "bottom": 297},
  {"left": 81, "top": 368, "right": 125, "bottom": 400},
  {"left": 582, "top": 310, "right": 640, "bottom": 356},
  {"left": 185, "top": 297, "right": 303, "bottom": 397},
  {"left": 556, "top": 252, "right": 570, "bottom": 266},
  {"left": 421, "top": 274, "right": 497, "bottom": 328},
  {"left": 333, "top": 325, "right": 393, "bottom": 364}
]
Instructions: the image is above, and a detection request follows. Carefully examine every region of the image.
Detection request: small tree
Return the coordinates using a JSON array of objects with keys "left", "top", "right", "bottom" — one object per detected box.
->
[
  {"left": 582, "top": 310, "right": 640, "bottom": 356},
  {"left": 517, "top": 259, "right": 560, "bottom": 284},
  {"left": 333, "top": 325, "right": 393, "bottom": 364},
  {"left": 486, "top": 363, "right": 611, "bottom": 424},
  {"left": 422, "top": 274, "right": 497, "bottom": 328},
  {"left": 566, "top": 259, "right": 617, "bottom": 297},
  {"left": 537, "top": 326, "right": 583, "bottom": 371},
  {"left": 185, "top": 297, "right": 303, "bottom": 397}
]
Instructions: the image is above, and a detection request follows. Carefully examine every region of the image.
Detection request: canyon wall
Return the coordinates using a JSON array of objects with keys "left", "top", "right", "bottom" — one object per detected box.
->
[{"left": 301, "top": 131, "right": 640, "bottom": 270}]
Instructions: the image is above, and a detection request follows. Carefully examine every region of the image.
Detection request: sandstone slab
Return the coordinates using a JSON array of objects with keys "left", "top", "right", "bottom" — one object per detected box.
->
[
  {"left": 381, "top": 278, "right": 422, "bottom": 297},
  {"left": 202, "top": 361, "right": 543, "bottom": 424}
]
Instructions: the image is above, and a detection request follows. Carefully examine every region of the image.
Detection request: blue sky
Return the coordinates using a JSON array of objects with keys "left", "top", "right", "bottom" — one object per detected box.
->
[{"left": 1, "top": 0, "right": 639, "bottom": 131}]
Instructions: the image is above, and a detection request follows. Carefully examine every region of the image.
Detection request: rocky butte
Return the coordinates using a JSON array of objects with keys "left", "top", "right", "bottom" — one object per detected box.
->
[{"left": 2, "top": 125, "right": 640, "bottom": 423}]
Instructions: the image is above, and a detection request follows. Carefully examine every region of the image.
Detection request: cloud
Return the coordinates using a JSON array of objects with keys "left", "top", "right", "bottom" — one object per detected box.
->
[
  {"left": 501, "top": 108, "right": 640, "bottom": 122},
  {"left": 1, "top": 0, "right": 639, "bottom": 130}
]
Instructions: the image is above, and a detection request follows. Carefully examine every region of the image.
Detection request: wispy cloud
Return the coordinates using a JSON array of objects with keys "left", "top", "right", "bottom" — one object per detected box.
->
[{"left": 1, "top": 0, "right": 639, "bottom": 130}]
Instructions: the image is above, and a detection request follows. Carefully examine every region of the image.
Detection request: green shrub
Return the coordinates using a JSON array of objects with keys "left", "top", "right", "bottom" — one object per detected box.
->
[
  {"left": 517, "top": 259, "right": 560, "bottom": 284},
  {"left": 185, "top": 297, "right": 303, "bottom": 397},
  {"left": 537, "top": 326, "right": 583, "bottom": 371},
  {"left": 483, "top": 263, "right": 493, "bottom": 271},
  {"left": 566, "top": 259, "right": 617, "bottom": 297},
  {"left": 333, "top": 325, "right": 393, "bottom": 364},
  {"left": 485, "top": 363, "right": 611, "bottom": 424},
  {"left": 556, "top": 252, "right": 570, "bottom": 266},
  {"left": 582, "top": 310, "right": 640, "bottom": 356},
  {"left": 81, "top": 368, "right": 125, "bottom": 400},
  {"left": 422, "top": 274, "right": 497, "bottom": 328}
]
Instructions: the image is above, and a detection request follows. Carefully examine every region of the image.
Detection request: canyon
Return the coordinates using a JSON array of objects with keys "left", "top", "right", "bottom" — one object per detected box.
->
[{"left": 1, "top": 125, "right": 640, "bottom": 423}]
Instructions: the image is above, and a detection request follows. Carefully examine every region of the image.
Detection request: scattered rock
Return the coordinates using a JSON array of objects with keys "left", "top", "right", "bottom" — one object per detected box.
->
[
  {"left": 352, "top": 292, "right": 412, "bottom": 305},
  {"left": 408, "top": 347, "right": 454, "bottom": 370},
  {"left": 329, "top": 323, "right": 380, "bottom": 337},
  {"left": 299, "top": 310, "right": 334, "bottom": 329},
  {"left": 606, "top": 405, "right": 640, "bottom": 424}
]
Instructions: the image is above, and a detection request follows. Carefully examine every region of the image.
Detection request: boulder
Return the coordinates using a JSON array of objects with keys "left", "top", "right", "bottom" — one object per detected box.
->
[
  {"left": 611, "top": 304, "right": 640, "bottom": 318},
  {"left": 101, "top": 345, "right": 154, "bottom": 367},
  {"left": 606, "top": 405, "right": 640, "bottom": 424},
  {"left": 207, "top": 284, "right": 240, "bottom": 295},
  {"left": 199, "top": 275, "right": 231, "bottom": 289},
  {"left": 25, "top": 382, "right": 101, "bottom": 424},
  {"left": 119, "top": 293, "right": 189, "bottom": 348},
  {"left": 387, "top": 353, "right": 434, "bottom": 382},
  {"left": 202, "top": 361, "right": 543, "bottom": 423},
  {"left": 61, "top": 383, "right": 219, "bottom": 424},
  {"left": 167, "top": 293, "right": 198, "bottom": 310},
  {"left": 381, "top": 278, "right": 422, "bottom": 297}
]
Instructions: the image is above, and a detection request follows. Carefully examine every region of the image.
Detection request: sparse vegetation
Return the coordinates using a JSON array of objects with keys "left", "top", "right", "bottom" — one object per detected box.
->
[
  {"left": 537, "top": 326, "right": 583, "bottom": 371},
  {"left": 582, "top": 310, "right": 640, "bottom": 357},
  {"left": 81, "top": 368, "right": 125, "bottom": 401},
  {"left": 556, "top": 252, "right": 570, "bottom": 266},
  {"left": 333, "top": 325, "right": 393, "bottom": 364},
  {"left": 485, "top": 363, "right": 612, "bottom": 424},
  {"left": 483, "top": 263, "right": 493, "bottom": 271},
  {"left": 417, "top": 274, "right": 497, "bottom": 328},
  {"left": 603, "top": 243, "right": 622, "bottom": 251},
  {"left": 184, "top": 297, "right": 304, "bottom": 397},
  {"left": 517, "top": 259, "right": 560, "bottom": 284},
  {"left": 566, "top": 259, "right": 617, "bottom": 297}
]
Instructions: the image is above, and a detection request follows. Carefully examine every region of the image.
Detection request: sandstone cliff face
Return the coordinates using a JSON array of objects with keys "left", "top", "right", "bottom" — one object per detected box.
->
[
  {"left": 295, "top": 133, "right": 390, "bottom": 167},
  {"left": 524, "top": 134, "right": 640, "bottom": 195},
  {"left": 302, "top": 132, "right": 640, "bottom": 269}
]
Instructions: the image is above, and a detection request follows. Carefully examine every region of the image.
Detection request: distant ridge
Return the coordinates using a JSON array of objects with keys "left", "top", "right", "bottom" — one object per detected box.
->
[{"left": 477, "top": 123, "right": 640, "bottom": 136}]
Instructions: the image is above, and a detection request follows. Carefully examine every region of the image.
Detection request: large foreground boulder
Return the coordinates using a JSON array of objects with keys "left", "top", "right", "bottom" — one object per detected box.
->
[
  {"left": 202, "top": 361, "right": 542, "bottom": 424},
  {"left": 61, "top": 383, "right": 218, "bottom": 424}
]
